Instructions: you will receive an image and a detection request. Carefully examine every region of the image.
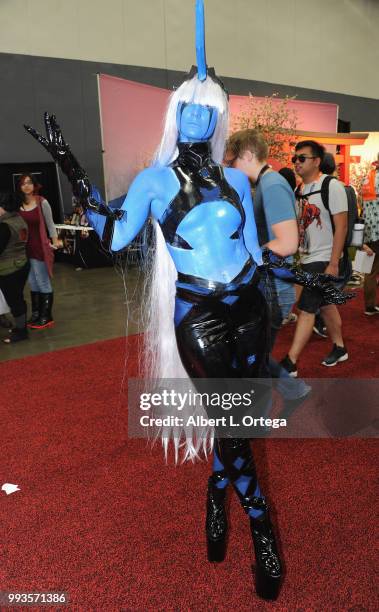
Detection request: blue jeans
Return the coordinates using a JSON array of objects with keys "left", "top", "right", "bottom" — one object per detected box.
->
[
  {"left": 28, "top": 258, "right": 52, "bottom": 293},
  {"left": 277, "top": 283, "right": 296, "bottom": 320},
  {"left": 271, "top": 282, "right": 310, "bottom": 400},
  {"left": 269, "top": 356, "right": 311, "bottom": 401}
]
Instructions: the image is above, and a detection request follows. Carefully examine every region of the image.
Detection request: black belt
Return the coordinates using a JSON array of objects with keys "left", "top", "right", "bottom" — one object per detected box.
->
[
  {"left": 177, "top": 257, "right": 256, "bottom": 293},
  {"left": 176, "top": 260, "right": 260, "bottom": 301}
]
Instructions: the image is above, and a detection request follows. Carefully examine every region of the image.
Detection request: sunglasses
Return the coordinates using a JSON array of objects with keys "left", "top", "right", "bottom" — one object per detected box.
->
[{"left": 291, "top": 154, "right": 317, "bottom": 164}]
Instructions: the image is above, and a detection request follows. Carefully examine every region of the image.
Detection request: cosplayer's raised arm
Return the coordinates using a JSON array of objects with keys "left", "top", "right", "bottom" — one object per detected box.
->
[
  {"left": 97, "top": 168, "right": 154, "bottom": 252},
  {"left": 23, "top": 112, "right": 155, "bottom": 253}
]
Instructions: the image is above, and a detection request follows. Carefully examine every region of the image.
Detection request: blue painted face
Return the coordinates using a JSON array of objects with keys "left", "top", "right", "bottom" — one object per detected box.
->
[{"left": 177, "top": 103, "right": 218, "bottom": 142}]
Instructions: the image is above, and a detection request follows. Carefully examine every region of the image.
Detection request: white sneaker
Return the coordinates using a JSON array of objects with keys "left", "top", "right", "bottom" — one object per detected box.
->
[{"left": 364, "top": 306, "right": 379, "bottom": 316}]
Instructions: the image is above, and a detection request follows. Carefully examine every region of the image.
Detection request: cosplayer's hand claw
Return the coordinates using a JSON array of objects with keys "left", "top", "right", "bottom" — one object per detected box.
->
[
  {"left": 322, "top": 288, "right": 354, "bottom": 305},
  {"left": 25, "top": 113, "right": 114, "bottom": 224},
  {"left": 44, "top": 112, "right": 53, "bottom": 142},
  {"left": 49, "top": 114, "right": 66, "bottom": 149},
  {"left": 45, "top": 113, "right": 69, "bottom": 154},
  {"left": 25, "top": 113, "right": 70, "bottom": 160},
  {"left": 262, "top": 248, "right": 356, "bottom": 307},
  {"left": 25, "top": 113, "right": 95, "bottom": 209},
  {"left": 23, "top": 124, "right": 50, "bottom": 150}
]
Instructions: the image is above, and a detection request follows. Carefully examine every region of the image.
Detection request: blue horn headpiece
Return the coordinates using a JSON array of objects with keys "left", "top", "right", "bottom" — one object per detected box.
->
[
  {"left": 196, "top": 0, "right": 207, "bottom": 81},
  {"left": 179, "top": 0, "right": 229, "bottom": 97}
]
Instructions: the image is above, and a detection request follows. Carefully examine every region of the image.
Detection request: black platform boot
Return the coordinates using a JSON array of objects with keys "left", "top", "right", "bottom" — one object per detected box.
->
[
  {"left": 27, "top": 291, "right": 40, "bottom": 326},
  {"left": 206, "top": 475, "right": 228, "bottom": 562},
  {"left": 29, "top": 292, "right": 54, "bottom": 329},
  {"left": 215, "top": 438, "right": 283, "bottom": 600},
  {"left": 250, "top": 498, "right": 282, "bottom": 601}
]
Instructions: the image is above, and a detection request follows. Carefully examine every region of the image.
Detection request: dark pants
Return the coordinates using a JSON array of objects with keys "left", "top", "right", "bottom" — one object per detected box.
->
[{"left": 0, "top": 263, "right": 30, "bottom": 318}]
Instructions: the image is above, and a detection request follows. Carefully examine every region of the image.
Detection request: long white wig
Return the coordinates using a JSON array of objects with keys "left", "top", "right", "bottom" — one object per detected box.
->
[
  {"left": 155, "top": 74, "right": 229, "bottom": 166},
  {"left": 144, "top": 74, "right": 229, "bottom": 462}
]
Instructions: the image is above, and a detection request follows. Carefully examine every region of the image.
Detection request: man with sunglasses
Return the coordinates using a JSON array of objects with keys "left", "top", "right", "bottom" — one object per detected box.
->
[{"left": 281, "top": 140, "right": 349, "bottom": 376}]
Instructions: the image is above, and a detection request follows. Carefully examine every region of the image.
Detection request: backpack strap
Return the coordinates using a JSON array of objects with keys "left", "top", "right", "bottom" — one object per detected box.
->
[
  {"left": 320, "top": 175, "right": 352, "bottom": 266},
  {"left": 320, "top": 175, "right": 337, "bottom": 212},
  {"left": 295, "top": 184, "right": 323, "bottom": 201},
  {"left": 295, "top": 175, "right": 336, "bottom": 208}
]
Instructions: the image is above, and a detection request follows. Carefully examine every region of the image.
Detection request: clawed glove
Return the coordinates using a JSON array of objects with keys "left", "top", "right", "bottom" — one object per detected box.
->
[
  {"left": 262, "top": 250, "right": 354, "bottom": 306},
  {"left": 24, "top": 112, "right": 123, "bottom": 221}
]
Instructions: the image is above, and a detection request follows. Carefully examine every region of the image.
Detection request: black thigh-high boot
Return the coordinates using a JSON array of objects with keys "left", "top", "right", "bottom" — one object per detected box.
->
[
  {"left": 206, "top": 467, "right": 228, "bottom": 562},
  {"left": 215, "top": 438, "right": 282, "bottom": 601}
]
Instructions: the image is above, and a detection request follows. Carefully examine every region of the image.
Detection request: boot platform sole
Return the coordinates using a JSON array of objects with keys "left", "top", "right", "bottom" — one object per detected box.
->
[
  {"left": 28, "top": 321, "right": 55, "bottom": 330},
  {"left": 207, "top": 536, "right": 227, "bottom": 562},
  {"left": 254, "top": 564, "right": 281, "bottom": 601}
]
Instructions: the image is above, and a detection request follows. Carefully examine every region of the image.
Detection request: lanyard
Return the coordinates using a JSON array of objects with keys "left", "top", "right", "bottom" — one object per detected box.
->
[{"left": 255, "top": 164, "right": 271, "bottom": 187}]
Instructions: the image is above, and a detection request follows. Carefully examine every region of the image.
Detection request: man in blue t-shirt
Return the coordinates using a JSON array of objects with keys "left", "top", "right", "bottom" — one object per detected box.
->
[{"left": 225, "top": 129, "right": 310, "bottom": 407}]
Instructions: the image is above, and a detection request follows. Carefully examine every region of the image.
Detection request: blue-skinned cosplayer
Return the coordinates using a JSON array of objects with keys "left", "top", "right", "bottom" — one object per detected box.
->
[{"left": 24, "top": 0, "right": 350, "bottom": 601}]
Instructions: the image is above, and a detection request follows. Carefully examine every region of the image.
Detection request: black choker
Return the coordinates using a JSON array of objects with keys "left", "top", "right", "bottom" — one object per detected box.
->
[{"left": 176, "top": 141, "right": 213, "bottom": 169}]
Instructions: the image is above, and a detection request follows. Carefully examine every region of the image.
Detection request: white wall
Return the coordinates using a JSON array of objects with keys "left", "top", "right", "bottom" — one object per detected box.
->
[
  {"left": 351, "top": 132, "right": 379, "bottom": 162},
  {"left": 0, "top": 0, "right": 378, "bottom": 99}
]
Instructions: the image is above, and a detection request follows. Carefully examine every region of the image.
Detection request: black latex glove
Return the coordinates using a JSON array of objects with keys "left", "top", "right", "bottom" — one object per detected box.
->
[
  {"left": 24, "top": 113, "right": 91, "bottom": 201},
  {"left": 24, "top": 112, "right": 122, "bottom": 218},
  {"left": 262, "top": 249, "right": 354, "bottom": 306}
]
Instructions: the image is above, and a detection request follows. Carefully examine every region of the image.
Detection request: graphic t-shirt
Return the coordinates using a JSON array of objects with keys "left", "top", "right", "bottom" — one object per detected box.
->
[{"left": 297, "top": 174, "right": 348, "bottom": 264}]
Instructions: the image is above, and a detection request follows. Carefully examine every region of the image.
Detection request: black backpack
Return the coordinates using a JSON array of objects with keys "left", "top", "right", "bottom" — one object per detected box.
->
[{"left": 295, "top": 175, "right": 359, "bottom": 247}]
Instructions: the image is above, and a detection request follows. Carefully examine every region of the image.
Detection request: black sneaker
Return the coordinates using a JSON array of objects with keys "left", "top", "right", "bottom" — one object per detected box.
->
[
  {"left": 280, "top": 355, "right": 298, "bottom": 378},
  {"left": 364, "top": 306, "right": 379, "bottom": 316},
  {"left": 313, "top": 315, "right": 328, "bottom": 338},
  {"left": 321, "top": 344, "right": 348, "bottom": 367},
  {"left": 2, "top": 327, "right": 28, "bottom": 344}
]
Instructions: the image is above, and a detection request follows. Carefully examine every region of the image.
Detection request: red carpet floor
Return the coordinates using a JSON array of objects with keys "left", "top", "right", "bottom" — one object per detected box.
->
[{"left": 1, "top": 288, "right": 378, "bottom": 610}]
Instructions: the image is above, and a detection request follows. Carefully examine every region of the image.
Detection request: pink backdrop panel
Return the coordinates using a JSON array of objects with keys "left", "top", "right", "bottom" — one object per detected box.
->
[
  {"left": 229, "top": 96, "right": 338, "bottom": 133},
  {"left": 99, "top": 74, "right": 338, "bottom": 200},
  {"left": 99, "top": 75, "right": 169, "bottom": 201}
]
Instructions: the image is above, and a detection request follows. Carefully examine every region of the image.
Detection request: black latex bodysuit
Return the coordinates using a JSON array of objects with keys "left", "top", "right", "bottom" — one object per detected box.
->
[{"left": 161, "top": 142, "right": 271, "bottom": 519}]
